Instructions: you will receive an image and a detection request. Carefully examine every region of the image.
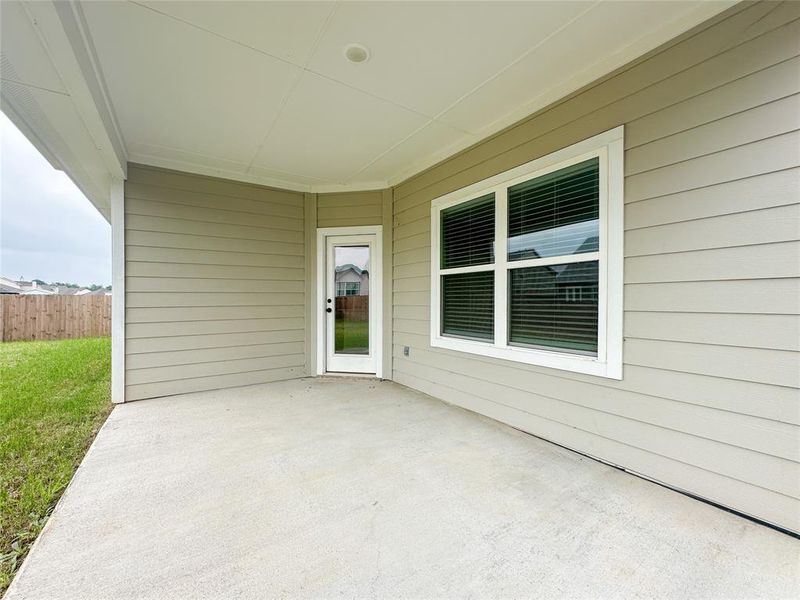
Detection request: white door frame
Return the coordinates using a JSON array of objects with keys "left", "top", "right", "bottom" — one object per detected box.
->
[{"left": 316, "top": 226, "right": 383, "bottom": 378}]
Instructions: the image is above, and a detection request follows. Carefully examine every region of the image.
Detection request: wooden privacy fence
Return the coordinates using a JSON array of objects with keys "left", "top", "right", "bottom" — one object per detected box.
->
[
  {"left": 335, "top": 295, "right": 369, "bottom": 321},
  {"left": 0, "top": 295, "right": 111, "bottom": 342}
]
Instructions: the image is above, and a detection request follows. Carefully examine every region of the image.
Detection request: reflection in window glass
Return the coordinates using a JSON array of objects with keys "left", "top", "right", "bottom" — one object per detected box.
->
[
  {"left": 441, "top": 271, "right": 494, "bottom": 341},
  {"left": 336, "top": 282, "right": 360, "bottom": 296},
  {"left": 508, "top": 158, "right": 599, "bottom": 261},
  {"left": 509, "top": 262, "right": 599, "bottom": 355},
  {"left": 334, "top": 246, "right": 369, "bottom": 355}
]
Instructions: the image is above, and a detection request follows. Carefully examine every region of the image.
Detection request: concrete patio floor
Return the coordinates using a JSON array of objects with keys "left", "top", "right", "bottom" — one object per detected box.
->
[{"left": 7, "top": 378, "right": 798, "bottom": 599}]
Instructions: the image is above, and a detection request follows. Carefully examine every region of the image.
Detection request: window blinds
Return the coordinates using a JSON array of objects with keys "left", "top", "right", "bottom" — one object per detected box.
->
[
  {"left": 437, "top": 156, "right": 601, "bottom": 355},
  {"left": 441, "top": 271, "right": 494, "bottom": 341},
  {"left": 506, "top": 157, "right": 600, "bottom": 355},
  {"left": 441, "top": 193, "right": 495, "bottom": 269},
  {"left": 508, "top": 262, "right": 599, "bottom": 354},
  {"left": 508, "top": 158, "right": 599, "bottom": 261},
  {"left": 439, "top": 193, "right": 495, "bottom": 340}
]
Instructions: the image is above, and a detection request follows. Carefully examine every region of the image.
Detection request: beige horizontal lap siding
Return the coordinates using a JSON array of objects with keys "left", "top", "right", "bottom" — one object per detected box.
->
[
  {"left": 317, "top": 190, "right": 383, "bottom": 227},
  {"left": 391, "top": 1, "right": 800, "bottom": 533},
  {"left": 125, "top": 164, "right": 307, "bottom": 401}
]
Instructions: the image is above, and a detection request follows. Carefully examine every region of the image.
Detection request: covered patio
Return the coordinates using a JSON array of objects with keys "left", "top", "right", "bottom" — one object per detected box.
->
[
  {"left": 2, "top": 1, "right": 799, "bottom": 592},
  {"left": 6, "top": 378, "right": 797, "bottom": 599}
]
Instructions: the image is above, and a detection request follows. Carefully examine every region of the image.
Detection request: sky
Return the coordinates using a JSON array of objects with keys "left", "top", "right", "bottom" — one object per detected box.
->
[
  {"left": 0, "top": 111, "right": 111, "bottom": 287},
  {"left": 335, "top": 246, "right": 370, "bottom": 271}
]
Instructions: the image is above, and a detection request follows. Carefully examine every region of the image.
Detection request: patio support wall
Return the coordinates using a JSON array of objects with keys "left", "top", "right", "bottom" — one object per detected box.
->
[
  {"left": 122, "top": 177, "right": 396, "bottom": 396},
  {"left": 123, "top": 164, "right": 307, "bottom": 400},
  {"left": 389, "top": 0, "right": 800, "bottom": 533}
]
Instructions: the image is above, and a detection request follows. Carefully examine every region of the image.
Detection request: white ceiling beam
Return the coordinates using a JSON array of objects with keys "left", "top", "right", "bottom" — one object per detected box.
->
[{"left": 24, "top": 0, "right": 127, "bottom": 180}]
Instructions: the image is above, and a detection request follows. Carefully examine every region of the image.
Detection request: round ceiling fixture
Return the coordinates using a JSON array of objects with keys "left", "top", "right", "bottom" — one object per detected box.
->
[{"left": 344, "top": 43, "right": 370, "bottom": 64}]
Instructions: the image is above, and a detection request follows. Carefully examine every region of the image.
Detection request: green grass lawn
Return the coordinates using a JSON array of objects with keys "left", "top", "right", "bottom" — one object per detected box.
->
[
  {"left": 0, "top": 337, "right": 111, "bottom": 593},
  {"left": 335, "top": 319, "right": 369, "bottom": 354}
]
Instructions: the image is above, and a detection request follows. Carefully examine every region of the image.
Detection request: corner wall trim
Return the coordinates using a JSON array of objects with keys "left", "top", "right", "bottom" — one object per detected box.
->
[
  {"left": 304, "top": 192, "right": 318, "bottom": 377},
  {"left": 110, "top": 178, "right": 125, "bottom": 403},
  {"left": 381, "top": 188, "right": 393, "bottom": 380}
]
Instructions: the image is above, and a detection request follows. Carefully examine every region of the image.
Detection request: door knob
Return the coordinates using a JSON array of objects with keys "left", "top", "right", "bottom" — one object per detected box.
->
[{"left": 326, "top": 307, "right": 332, "bottom": 313}]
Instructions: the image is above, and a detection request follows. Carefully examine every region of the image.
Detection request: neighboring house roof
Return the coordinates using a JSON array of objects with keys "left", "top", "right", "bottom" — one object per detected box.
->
[
  {"left": 55, "top": 287, "right": 81, "bottom": 295},
  {"left": 334, "top": 265, "right": 370, "bottom": 288},
  {"left": 335, "top": 264, "right": 369, "bottom": 277},
  {"left": 555, "top": 237, "right": 601, "bottom": 286},
  {"left": 0, "top": 283, "right": 21, "bottom": 294},
  {"left": 0, "top": 277, "right": 23, "bottom": 293},
  {"left": 556, "top": 262, "right": 599, "bottom": 286},
  {"left": 7, "top": 279, "right": 55, "bottom": 294},
  {"left": 0, "top": 277, "right": 107, "bottom": 295}
]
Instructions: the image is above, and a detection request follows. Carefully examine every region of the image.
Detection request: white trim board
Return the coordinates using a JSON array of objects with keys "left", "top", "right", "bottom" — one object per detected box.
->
[
  {"left": 110, "top": 178, "right": 125, "bottom": 403},
  {"left": 316, "top": 226, "right": 385, "bottom": 379}
]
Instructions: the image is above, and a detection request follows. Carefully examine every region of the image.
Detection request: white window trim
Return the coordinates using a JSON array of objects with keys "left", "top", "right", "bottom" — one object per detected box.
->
[{"left": 430, "top": 126, "right": 624, "bottom": 380}]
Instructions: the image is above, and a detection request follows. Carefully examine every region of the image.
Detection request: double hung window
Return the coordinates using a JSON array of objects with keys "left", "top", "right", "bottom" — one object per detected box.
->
[{"left": 430, "top": 127, "right": 624, "bottom": 378}]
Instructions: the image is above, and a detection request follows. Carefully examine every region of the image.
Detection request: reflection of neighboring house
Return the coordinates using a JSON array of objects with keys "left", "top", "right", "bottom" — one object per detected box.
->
[
  {"left": 508, "top": 219, "right": 599, "bottom": 261},
  {"left": 555, "top": 237, "right": 599, "bottom": 303},
  {"left": 509, "top": 236, "right": 599, "bottom": 304},
  {"left": 335, "top": 264, "right": 369, "bottom": 296},
  {"left": 556, "top": 263, "right": 599, "bottom": 303}
]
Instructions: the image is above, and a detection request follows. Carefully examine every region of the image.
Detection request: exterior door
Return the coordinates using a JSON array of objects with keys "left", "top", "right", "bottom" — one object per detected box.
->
[{"left": 325, "top": 234, "right": 378, "bottom": 374}]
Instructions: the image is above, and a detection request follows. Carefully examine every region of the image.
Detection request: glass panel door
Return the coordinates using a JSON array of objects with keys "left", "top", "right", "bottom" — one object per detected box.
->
[{"left": 325, "top": 235, "right": 377, "bottom": 374}]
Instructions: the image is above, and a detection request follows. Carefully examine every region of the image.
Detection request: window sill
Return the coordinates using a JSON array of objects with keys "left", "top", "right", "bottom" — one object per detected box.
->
[{"left": 430, "top": 334, "right": 622, "bottom": 380}]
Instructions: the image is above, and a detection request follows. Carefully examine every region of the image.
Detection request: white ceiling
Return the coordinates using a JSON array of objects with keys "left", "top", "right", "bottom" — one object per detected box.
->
[{"left": 53, "top": 1, "right": 736, "bottom": 192}]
